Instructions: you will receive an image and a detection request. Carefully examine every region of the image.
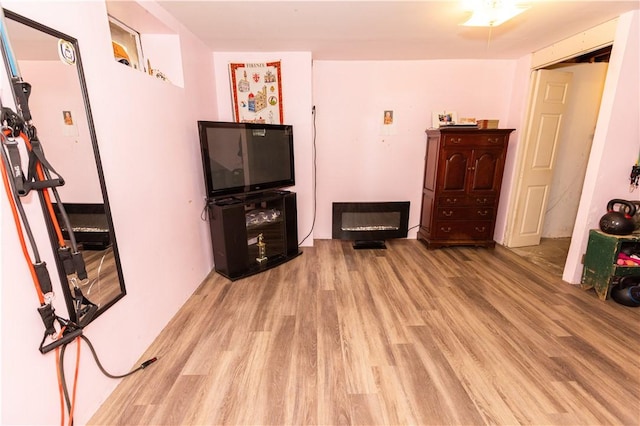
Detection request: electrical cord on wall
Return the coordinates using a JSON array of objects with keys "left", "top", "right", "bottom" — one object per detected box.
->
[
  {"left": 299, "top": 105, "right": 317, "bottom": 246},
  {"left": 200, "top": 198, "right": 211, "bottom": 222}
]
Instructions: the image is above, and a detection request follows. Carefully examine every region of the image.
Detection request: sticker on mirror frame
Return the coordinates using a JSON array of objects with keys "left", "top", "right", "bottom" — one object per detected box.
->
[{"left": 58, "top": 39, "right": 76, "bottom": 65}]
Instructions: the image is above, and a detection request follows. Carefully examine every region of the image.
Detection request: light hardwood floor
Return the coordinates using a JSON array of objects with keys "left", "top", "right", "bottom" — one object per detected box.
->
[
  {"left": 89, "top": 239, "right": 639, "bottom": 425},
  {"left": 509, "top": 237, "right": 571, "bottom": 277}
]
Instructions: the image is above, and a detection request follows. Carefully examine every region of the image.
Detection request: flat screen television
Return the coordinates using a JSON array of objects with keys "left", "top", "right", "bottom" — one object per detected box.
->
[{"left": 197, "top": 121, "right": 295, "bottom": 199}]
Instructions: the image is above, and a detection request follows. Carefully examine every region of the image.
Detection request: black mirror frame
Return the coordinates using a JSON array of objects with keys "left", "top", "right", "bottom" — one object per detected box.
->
[{"left": 2, "top": 9, "right": 126, "bottom": 324}]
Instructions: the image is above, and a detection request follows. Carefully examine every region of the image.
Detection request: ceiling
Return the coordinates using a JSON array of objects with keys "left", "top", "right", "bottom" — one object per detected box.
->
[{"left": 155, "top": 0, "right": 639, "bottom": 60}]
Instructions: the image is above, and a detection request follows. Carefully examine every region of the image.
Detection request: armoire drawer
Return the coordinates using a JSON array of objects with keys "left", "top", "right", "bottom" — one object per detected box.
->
[
  {"left": 471, "top": 196, "right": 496, "bottom": 206},
  {"left": 438, "top": 195, "right": 470, "bottom": 207},
  {"left": 442, "top": 134, "right": 506, "bottom": 148},
  {"left": 431, "top": 220, "right": 493, "bottom": 239},
  {"left": 438, "top": 195, "right": 497, "bottom": 207},
  {"left": 435, "top": 207, "right": 494, "bottom": 220}
]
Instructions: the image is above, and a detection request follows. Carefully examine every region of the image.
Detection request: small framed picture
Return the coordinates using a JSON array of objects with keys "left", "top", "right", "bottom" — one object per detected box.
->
[
  {"left": 432, "top": 111, "right": 458, "bottom": 128},
  {"left": 63, "top": 110, "right": 73, "bottom": 125},
  {"left": 383, "top": 110, "right": 393, "bottom": 125}
]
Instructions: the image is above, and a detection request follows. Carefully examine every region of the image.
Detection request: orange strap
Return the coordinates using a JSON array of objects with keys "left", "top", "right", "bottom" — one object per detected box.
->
[
  {"left": 67, "top": 336, "right": 81, "bottom": 426},
  {"left": 55, "top": 331, "right": 81, "bottom": 426},
  {"left": 55, "top": 327, "right": 66, "bottom": 426},
  {"left": 0, "top": 149, "right": 45, "bottom": 303}
]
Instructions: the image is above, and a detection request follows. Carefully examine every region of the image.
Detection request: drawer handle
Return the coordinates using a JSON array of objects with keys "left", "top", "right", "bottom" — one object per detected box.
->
[
  {"left": 449, "top": 137, "right": 462, "bottom": 144},
  {"left": 476, "top": 198, "right": 489, "bottom": 204},
  {"left": 446, "top": 198, "right": 458, "bottom": 204},
  {"left": 440, "top": 227, "right": 452, "bottom": 233},
  {"left": 477, "top": 210, "right": 489, "bottom": 216},
  {"left": 488, "top": 138, "right": 500, "bottom": 144},
  {"left": 442, "top": 210, "right": 454, "bottom": 217},
  {"left": 475, "top": 226, "right": 486, "bottom": 232}
]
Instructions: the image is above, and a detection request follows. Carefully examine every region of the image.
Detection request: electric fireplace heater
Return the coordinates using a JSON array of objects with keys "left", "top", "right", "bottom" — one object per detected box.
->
[{"left": 332, "top": 201, "right": 410, "bottom": 249}]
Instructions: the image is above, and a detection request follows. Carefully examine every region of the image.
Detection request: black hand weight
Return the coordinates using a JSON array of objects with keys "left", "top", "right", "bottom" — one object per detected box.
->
[
  {"left": 599, "top": 199, "right": 637, "bottom": 235},
  {"left": 611, "top": 276, "right": 640, "bottom": 307}
]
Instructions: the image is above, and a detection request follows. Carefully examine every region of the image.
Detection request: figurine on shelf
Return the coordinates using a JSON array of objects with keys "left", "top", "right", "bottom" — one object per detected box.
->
[{"left": 256, "top": 233, "right": 267, "bottom": 264}]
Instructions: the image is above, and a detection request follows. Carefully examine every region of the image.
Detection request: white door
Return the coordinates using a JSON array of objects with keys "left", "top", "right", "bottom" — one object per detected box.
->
[{"left": 506, "top": 69, "right": 573, "bottom": 248}]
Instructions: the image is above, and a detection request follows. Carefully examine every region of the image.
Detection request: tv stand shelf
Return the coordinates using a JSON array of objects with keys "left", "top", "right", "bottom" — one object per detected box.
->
[{"left": 207, "top": 190, "right": 300, "bottom": 280}]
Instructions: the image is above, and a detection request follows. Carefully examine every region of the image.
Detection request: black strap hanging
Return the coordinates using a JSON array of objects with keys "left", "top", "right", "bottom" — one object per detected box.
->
[
  {"left": 25, "top": 132, "right": 65, "bottom": 191},
  {"left": 1, "top": 107, "right": 64, "bottom": 195},
  {"left": 12, "top": 80, "right": 32, "bottom": 121},
  {"left": 3, "top": 134, "right": 26, "bottom": 195},
  {"left": 1, "top": 108, "right": 27, "bottom": 195}
]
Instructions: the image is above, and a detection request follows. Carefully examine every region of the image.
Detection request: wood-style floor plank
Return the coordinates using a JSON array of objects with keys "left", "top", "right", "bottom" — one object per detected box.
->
[{"left": 89, "top": 239, "right": 640, "bottom": 425}]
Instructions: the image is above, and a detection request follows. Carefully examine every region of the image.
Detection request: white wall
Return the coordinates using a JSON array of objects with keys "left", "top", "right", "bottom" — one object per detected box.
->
[
  {"left": 543, "top": 62, "right": 608, "bottom": 238},
  {"left": 1, "top": 1, "right": 217, "bottom": 424},
  {"left": 312, "top": 60, "right": 517, "bottom": 239},
  {"left": 494, "top": 54, "right": 532, "bottom": 245}
]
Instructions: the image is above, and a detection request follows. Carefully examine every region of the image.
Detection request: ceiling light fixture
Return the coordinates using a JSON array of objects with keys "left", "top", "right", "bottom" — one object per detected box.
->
[{"left": 461, "top": 0, "right": 529, "bottom": 27}]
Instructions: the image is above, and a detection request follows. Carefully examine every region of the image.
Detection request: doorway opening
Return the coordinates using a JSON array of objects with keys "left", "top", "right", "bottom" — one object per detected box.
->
[{"left": 505, "top": 46, "right": 611, "bottom": 277}]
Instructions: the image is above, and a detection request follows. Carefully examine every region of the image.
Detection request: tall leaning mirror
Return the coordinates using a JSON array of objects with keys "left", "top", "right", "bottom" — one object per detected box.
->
[{"left": 1, "top": 10, "right": 126, "bottom": 324}]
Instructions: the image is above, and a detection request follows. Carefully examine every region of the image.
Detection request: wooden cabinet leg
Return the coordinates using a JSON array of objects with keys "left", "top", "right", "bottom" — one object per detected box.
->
[{"left": 595, "top": 284, "right": 609, "bottom": 301}]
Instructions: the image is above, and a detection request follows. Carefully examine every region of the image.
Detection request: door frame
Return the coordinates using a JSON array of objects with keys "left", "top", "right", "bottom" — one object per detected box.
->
[{"left": 503, "top": 45, "right": 614, "bottom": 278}]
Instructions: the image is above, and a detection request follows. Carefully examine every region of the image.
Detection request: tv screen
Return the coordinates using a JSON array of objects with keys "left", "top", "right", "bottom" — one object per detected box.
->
[{"left": 198, "top": 121, "right": 295, "bottom": 199}]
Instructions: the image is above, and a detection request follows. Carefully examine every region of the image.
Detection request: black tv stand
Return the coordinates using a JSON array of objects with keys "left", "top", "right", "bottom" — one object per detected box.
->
[{"left": 207, "top": 190, "right": 301, "bottom": 280}]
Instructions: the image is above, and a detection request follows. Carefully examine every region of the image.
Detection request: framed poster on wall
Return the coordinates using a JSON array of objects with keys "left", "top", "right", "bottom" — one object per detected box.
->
[{"left": 229, "top": 61, "right": 283, "bottom": 124}]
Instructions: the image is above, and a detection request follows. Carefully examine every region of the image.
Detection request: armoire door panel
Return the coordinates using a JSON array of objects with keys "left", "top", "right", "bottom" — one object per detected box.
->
[
  {"left": 441, "top": 151, "right": 469, "bottom": 191},
  {"left": 469, "top": 150, "right": 504, "bottom": 193}
]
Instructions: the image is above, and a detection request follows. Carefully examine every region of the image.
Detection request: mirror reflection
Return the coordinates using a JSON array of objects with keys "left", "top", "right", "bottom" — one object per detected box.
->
[{"left": 3, "top": 10, "right": 126, "bottom": 324}]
